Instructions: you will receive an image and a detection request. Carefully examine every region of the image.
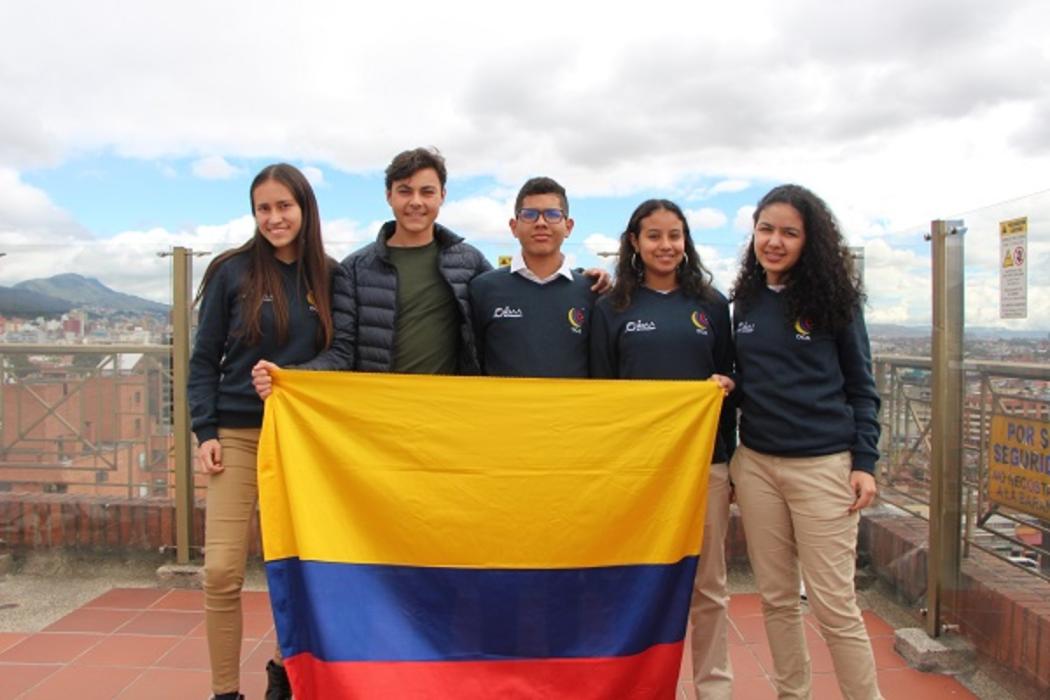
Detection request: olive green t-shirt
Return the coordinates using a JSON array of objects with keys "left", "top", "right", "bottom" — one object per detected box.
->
[{"left": 387, "top": 241, "right": 459, "bottom": 374}]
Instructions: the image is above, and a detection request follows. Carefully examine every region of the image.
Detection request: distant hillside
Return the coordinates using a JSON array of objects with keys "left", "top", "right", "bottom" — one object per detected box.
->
[
  {"left": 11, "top": 273, "right": 168, "bottom": 316},
  {"left": 868, "top": 323, "right": 929, "bottom": 338},
  {"left": 869, "top": 323, "right": 1048, "bottom": 340},
  {"left": 0, "top": 286, "right": 73, "bottom": 317}
]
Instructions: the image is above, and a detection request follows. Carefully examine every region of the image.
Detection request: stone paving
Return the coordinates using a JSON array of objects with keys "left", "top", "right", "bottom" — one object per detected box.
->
[{"left": 0, "top": 585, "right": 982, "bottom": 700}]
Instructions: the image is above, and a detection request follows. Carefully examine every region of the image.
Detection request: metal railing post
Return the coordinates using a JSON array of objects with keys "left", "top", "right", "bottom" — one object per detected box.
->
[
  {"left": 875, "top": 359, "right": 888, "bottom": 463},
  {"left": 927, "top": 219, "right": 965, "bottom": 637},
  {"left": 170, "top": 247, "right": 194, "bottom": 564}
]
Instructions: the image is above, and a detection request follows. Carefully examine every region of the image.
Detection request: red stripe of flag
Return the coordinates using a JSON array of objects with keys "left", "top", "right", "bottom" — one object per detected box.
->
[{"left": 285, "top": 640, "right": 685, "bottom": 699}]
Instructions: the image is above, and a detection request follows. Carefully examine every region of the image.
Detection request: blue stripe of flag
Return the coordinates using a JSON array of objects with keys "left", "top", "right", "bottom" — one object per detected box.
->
[{"left": 267, "top": 556, "right": 698, "bottom": 662}]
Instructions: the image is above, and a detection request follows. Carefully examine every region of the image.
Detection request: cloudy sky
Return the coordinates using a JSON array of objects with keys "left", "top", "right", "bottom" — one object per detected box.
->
[{"left": 1, "top": 0, "right": 1048, "bottom": 328}]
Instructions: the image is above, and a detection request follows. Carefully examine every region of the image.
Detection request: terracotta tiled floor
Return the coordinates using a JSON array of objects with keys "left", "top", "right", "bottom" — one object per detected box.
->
[
  {"left": 676, "top": 596, "right": 978, "bottom": 700},
  {"left": 0, "top": 589, "right": 977, "bottom": 699}
]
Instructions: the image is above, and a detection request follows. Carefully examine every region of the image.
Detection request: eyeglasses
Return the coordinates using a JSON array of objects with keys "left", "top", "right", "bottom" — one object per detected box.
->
[{"left": 517, "top": 208, "right": 566, "bottom": 224}]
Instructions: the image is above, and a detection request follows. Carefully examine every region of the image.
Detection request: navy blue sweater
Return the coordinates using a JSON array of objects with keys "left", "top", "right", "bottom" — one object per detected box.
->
[
  {"left": 733, "top": 286, "right": 880, "bottom": 473},
  {"left": 590, "top": 286, "right": 736, "bottom": 464},
  {"left": 188, "top": 253, "right": 324, "bottom": 443},
  {"left": 469, "top": 268, "right": 596, "bottom": 378}
]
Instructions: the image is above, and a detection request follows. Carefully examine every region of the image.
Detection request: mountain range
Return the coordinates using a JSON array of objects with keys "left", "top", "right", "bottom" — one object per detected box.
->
[
  {"left": 0, "top": 274, "right": 169, "bottom": 318},
  {"left": 1, "top": 275, "right": 1047, "bottom": 338}
]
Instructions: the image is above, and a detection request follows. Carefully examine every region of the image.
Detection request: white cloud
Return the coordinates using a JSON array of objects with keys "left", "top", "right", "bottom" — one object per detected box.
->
[
  {"left": 710, "top": 180, "right": 750, "bottom": 196},
  {"left": 439, "top": 196, "right": 513, "bottom": 243},
  {"left": 686, "top": 207, "right": 728, "bottom": 230},
  {"left": 0, "top": 0, "right": 1044, "bottom": 226},
  {"left": 0, "top": 168, "right": 86, "bottom": 237},
  {"left": 694, "top": 243, "right": 737, "bottom": 293},
  {"left": 688, "top": 179, "right": 751, "bottom": 200},
  {"left": 733, "top": 206, "right": 756, "bottom": 233},
  {"left": 583, "top": 233, "right": 620, "bottom": 257},
  {"left": 301, "top": 166, "right": 325, "bottom": 188},
  {"left": 323, "top": 218, "right": 375, "bottom": 261},
  {"left": 191, "top": 156, "right": 241, "bottom": 181}
]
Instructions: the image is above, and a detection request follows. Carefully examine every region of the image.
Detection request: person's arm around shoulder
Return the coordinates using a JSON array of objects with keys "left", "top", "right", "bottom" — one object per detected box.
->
[{"left": 581, "top": 267, "right": 612, "bottom": 294}]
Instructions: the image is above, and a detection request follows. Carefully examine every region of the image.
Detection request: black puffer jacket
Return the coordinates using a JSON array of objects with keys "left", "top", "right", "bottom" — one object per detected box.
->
[{"left": 301, "top": 221, "right": 492, "bottom": 373}]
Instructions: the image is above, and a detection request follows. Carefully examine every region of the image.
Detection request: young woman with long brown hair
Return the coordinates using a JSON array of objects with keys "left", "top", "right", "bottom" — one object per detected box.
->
[{"left": 189, "top": 163, "right": 349, "bottom": 700}]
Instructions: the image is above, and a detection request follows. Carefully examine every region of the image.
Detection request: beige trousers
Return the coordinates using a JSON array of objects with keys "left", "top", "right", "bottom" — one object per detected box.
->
[
  {"left": 203, "top": 427, "right": 281, "bottom": 695},
  {"left": 730, "top": 445, "right": 881, "bottom": 700},
  {"left": 689, "top": 462, "right": 732, "bottom": 699}
]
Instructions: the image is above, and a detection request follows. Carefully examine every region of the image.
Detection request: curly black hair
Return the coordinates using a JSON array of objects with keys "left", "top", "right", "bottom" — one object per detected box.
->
[
  {"left": 730, "top": 184, "right": 863, "bottom": 334},
  {"left": 608, "top": 199, "right": 717, "bottom": 312}
]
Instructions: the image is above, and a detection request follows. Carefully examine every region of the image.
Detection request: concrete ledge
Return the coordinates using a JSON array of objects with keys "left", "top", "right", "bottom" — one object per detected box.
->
[
  {"left": 156, "top": 563, "right": 204, "bottom": 589},
  {"left": 894, "top": 627, "right": 976, "bottom": 674}
]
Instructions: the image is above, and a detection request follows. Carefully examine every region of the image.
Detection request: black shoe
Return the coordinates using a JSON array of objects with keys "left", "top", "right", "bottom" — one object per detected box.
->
[
  {"left": 211, "top": 694, "right": 244, "bottom": 700},
  {"left": 266, "top": 659, "right": 293, "bottom": 700}
]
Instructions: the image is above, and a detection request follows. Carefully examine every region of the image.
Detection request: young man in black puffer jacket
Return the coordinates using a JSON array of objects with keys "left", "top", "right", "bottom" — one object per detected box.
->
[{"left": 252, "top": 147, "right": 491, "bottom": 390}]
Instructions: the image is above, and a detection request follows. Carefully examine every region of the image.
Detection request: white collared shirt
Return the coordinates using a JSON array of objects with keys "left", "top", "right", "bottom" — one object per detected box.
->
[{"left": 511, "top": 252, "right": 574, "bottom": 285}]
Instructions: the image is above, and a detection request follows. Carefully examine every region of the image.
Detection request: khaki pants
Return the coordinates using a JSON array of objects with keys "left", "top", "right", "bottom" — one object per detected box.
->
[
  {"left": 203, "top": 427, "right": 281, "bottom": 695},
  {"left": 689, "top": 462, "right": 732, "bottom": 699},
  {"left": 730, "top": 445, "right": 881, "bottom": 700}
]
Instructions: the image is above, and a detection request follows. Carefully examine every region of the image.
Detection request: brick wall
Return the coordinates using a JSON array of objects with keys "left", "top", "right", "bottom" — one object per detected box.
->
[
  {"left": 0, "top": 493, "right": 260, "bottom": 558},
  {"left": 0, "top": 493, "right": 741, "bottom": 562}
]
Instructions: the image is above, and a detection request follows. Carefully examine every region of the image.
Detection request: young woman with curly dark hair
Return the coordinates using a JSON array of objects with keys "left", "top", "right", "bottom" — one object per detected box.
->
[
  {"left": 730, "top": 184, "right": 882, "bottom": 699},
  {"left": 591, "top": 199, "right": 736, "bottom": 698}
]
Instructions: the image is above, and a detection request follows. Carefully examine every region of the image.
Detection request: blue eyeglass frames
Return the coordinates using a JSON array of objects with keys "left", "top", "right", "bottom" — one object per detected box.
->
[{"left": 517, "top": 208, "right": 566, "bottom": 223}]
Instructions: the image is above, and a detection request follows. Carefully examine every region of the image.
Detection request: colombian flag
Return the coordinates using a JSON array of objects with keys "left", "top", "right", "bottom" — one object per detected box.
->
[{"left": 258, "top": 371, "right": 722, "bottom": 699}]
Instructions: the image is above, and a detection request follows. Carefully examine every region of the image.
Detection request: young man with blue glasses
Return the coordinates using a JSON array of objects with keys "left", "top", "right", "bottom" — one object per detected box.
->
[{"left": 469, "top": 177, "right": 598, "bottom": 378}]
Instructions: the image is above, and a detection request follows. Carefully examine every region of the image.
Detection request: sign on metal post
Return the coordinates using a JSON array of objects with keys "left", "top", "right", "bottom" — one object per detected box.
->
[
  {"left": 999, "top": 217, "right": 1027, "bottom": 319},
  {"left": 988, "top": 415, "right": 1050, "bottom": 520}
]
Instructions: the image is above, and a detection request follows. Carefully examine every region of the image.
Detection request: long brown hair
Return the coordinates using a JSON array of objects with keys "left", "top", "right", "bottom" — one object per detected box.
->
[
  {"left": 609, "top": 199, "right": 715, "bottom": 311},
  {"left": 195, "top": 163, "right": 334, "bottom": 348}
]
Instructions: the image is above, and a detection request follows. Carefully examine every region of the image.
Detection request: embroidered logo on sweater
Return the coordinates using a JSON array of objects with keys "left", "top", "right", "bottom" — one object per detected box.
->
[
  {"left": 736, "top": 321, "right": 755, "bottom": 334},
  {"left": 493, "top": 306, "right": 524, "bottom": 319},
  {"left": 690, "top": 311, "right": 710, "bottom": 335},
  {"left": 794, "top": 318, "right": 814, "bottom": 341},
  {"left": 625, "top": 320, "right": 657, "bottom": 333},
  {"left": 567, "top": 307, "right": 586, "bottom": 334}
]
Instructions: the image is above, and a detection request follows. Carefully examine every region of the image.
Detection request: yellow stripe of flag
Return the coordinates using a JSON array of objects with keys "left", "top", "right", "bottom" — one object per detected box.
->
[{"left": 258, "top": 371, "right": 721, "bottom": 569}]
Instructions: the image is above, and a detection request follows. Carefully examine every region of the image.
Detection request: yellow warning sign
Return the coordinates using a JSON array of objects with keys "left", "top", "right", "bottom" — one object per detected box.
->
[
  {"left": 1000, "top": 217, "right": 1027, "bottom": 236},
  {"left": 999, "top": 216, "right": 1027, "bottom": 319},
  {"left": 989, "top": 414, "right": 1050, "bottom": 520}
]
